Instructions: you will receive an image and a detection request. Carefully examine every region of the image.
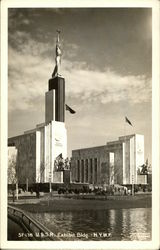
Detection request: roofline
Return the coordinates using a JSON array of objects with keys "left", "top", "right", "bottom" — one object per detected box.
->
[
  {"left": 119, "top": 134, "right": 144, "bottom": 140},
  {"left": 72, "top": 145, "right": 107, "bottom": 152},
  {"left": 8, "top": 130, "right": 36, "bottom": 141},
  {"left": 72, "top": 134, "right": 144, "bottom": 153}
]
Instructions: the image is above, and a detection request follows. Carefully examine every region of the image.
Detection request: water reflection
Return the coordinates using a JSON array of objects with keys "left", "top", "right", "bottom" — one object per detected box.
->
[{"left": 30, "top": 208, "right": 151, "bottom": 241}]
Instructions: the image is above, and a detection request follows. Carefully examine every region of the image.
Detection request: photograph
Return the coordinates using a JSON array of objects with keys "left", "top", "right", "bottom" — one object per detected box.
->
[{"left": 0, "top": 1, "right": 159, "bottom": 250}]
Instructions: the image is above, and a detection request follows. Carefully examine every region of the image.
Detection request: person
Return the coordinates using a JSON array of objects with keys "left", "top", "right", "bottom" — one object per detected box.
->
[
  {"left": 36, "top": 190, "right": 40, "bottom": 198},
  {"left": 12, "top": 190, "right": 15, "bottom": 202}
]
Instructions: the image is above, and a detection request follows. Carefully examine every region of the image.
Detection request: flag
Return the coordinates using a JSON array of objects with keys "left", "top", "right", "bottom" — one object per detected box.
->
[
  {"left": 125, "top": 116, "right": 133, "bottom": 126},
  {"left": 65, "top": 104, "right": 76, "bottom": 114},
  {"left": 56, "top": 153, "right": 63, "bottom": 159}
]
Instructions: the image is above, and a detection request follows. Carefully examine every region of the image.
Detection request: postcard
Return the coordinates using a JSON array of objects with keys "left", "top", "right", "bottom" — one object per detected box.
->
[{"left": 0, "top": 0, "right": 159, "bottom": 250}]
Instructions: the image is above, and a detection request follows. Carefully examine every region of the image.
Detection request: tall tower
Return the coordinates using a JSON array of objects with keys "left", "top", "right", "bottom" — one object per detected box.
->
[
  {"left": 8, "top": 31, "right": 68, "bottom": 187},
  {"left": 43, "top": 31, "right": 67, "bottom": 184},
  {"left": 45, "top": 30, "right": 65, "bottom": 123},
  {"left": 45, "top": 76, "right": 65, "bottom": 123}
]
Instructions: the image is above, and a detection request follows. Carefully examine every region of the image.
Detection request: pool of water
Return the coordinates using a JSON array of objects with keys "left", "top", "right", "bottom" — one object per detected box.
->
[{"left": 29, "top": 208, "right": 151, "bottom": 241}]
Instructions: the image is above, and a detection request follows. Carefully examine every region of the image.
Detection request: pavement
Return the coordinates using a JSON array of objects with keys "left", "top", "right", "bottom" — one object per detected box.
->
[
  {"left": 9, "top": 198, "right": 40, "bottom": 205},
  {"left": 8, "top": 191, "right": 44, "bottom": 204},
  {"left": 8, "top": 191, "right": 152, "bottom": 205},
  {"left": 8, "top": 191, "right": 44, "bottom": 198}
]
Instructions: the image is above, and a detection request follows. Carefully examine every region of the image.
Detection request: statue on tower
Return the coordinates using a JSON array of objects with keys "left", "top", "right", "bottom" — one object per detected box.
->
[{"left": 52, "top": 30, "right": 62, "bottom": 78}]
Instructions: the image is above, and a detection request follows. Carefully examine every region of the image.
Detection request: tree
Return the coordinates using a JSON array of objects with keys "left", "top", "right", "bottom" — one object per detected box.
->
[
  {"left": 8, "top": 155, "right": 17, "bottom": 185},
  {"left": 8, "top": 154, "right": 18, "bottom": 201}
]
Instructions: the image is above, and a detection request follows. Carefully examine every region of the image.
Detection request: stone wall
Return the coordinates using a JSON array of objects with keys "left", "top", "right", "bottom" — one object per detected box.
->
[
  {"left": 52, "top": 171, "right": 63, "bottom": 183},
  {"left": 137, "top": 174, "right": 147, "bottom": 184},
  {"left": 106, "top": 141, "right": 123, "bottom": 184},
  {"left": 71, "top": 146, "right": 110, "bottom": 185},
  {"left": 8, "top": 120, "right": 67, "bottom": 185},
  {"left": 71, "top": 142, "right": 124, "bottom": 185},
  {"left": 71, "top": 134, "right": 144, "bottom": 186}
]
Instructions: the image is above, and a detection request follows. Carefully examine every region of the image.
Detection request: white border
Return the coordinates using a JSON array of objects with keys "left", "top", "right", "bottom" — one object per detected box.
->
[{"left": 1, "top": 0, "right": 159, "bottom": 249}]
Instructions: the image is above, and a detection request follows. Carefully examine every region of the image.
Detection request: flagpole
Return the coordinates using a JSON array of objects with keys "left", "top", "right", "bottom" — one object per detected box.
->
[
  {"left": 124, "top": 118, "right": 126, "bottom": 138},
  {"left": 124, "top": 117, "right": 126, "bottom": 186}
]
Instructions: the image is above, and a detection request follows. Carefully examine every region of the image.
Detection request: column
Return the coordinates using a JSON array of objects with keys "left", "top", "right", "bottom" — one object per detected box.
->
[
  {"left": 122, "top": 142, "right": 126, "bottom": 184},
  {"left": 36, "top": 130, "right": 41, "bottom": 183},
  {"left": 94, "top": 158, "right": 98, "bottom": 184},
  {"left": 89, "top": 158, "right": 93, "bottom": 184},
  {"left": 42, "top": 127, "right": 46, "bottom": 182},
  {"left": 85, "top": 159, "right": 88, "bottom": 183},
  {"left": 50, "top": 122, "right": 53, "bottom": 183},
  {"left": 77, "top": 159, "right": 80, "bottom": 182},
  {"left": 92, "top": 158, "right": 95, "bottom": 184},
  {"left": 44, "top": 124, "right": 50, "bottom": 183},
  {"left": 79, "top": 159, "right": 82, "bottom": 183},
  {"left": 109, "top": 152, "right": 114, "bottom": 185},
  {"left": 81, "top": 159, "right": 84, "bottom": 183}
]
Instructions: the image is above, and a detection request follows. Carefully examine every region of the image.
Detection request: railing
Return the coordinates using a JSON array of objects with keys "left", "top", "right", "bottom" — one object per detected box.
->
[{"left": 8, "top": 205, "right": 60, "bottom": 241}]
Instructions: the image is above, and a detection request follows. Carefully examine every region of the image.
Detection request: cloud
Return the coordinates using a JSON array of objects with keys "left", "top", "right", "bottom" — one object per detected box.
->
[
  {"left": 62, "top": 63, "right": 151, "bottom": 104},
  {"left": 63, "top": 43, "right": 80, "bottom": 59},
  {"left": 8, "top": 33, "right": 151, "bottom": 113},
  {"left": 8, "top": 10, "right": 31, "bottom": 32},
  {"left": 23, "top": 18, "right": 30, "bottom": 25}
]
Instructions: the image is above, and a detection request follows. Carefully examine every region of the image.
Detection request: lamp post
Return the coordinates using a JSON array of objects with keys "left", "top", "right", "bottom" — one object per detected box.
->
[
  {"left": 16, "top": 180, "right": 18, "bottom": 200},
  {"left": 26, "top": 178, "right": 28, "bottom": 192},
  {"left": 15, "top": 164, "right": 19, "bottom": 200},
  {"left": 132, "top": 174, "right": 134, "bottom": 196},
  {"left": 49, "top": 171, "right": 52, "bottom": 193}
]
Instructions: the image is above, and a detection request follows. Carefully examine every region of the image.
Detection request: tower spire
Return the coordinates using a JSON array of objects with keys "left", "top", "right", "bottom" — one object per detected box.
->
[{"left": 52, "top": 30, "right": 62, "bottom": 78}]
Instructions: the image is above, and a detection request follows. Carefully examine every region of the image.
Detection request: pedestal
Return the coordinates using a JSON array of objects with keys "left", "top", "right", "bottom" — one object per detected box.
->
[
  {"left": 46, "top": 76, "right": 65, "bottom": 122},
  {"left": 44, "top": 121, "right": 67, "bottom": 183}
]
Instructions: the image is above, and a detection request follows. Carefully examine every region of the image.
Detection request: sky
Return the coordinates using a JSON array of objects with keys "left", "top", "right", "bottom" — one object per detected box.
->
[{"left": 8, "top": 8, "right": 152, "bottom": 162}]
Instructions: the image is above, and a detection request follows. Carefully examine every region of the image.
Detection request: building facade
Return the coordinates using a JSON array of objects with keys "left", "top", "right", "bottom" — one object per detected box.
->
[
  {"left": 71, "top": 134, "right": 145, "bottom": 185},
  {"left": 8, "top": 74, "right": 67, "bottom": 186}
]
